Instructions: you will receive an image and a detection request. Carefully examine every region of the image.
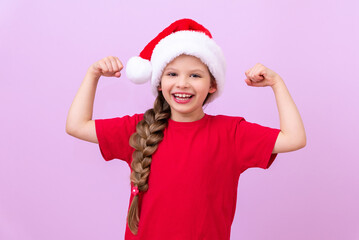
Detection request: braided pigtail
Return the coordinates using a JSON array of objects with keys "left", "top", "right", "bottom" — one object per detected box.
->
[{"left": 127, "top": 92, "right": 170, "bottom": 235}]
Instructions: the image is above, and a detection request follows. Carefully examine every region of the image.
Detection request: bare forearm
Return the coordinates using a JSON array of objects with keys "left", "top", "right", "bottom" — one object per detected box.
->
[
  {"left": 65, "top": 56, "right": 123, "bottom": 143},
  {"left": 66, "top": 70, "right": 100, "bottom": 133},
  {"left": 244, "top": 63, "right": 306, "bottom": 153},
  {"left": 271, "top": 77, "right": 306, "bottom": 151}
]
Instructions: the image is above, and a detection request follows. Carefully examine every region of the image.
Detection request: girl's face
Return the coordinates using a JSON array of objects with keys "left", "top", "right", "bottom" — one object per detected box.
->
[{"left": 158, "top": 54, "right": 217, "bottom": 122}]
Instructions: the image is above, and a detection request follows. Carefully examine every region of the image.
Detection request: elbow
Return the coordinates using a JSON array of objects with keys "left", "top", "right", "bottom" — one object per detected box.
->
[
  {"left": 296, "top": 136, "right": 307, "bottom": 150},
  {"left": 65, "top": 125, "right": 73, "bottom": 136},
  {"left": 286, "top": 135, "right": 306, "bottom": 152},
  {"left": 298, "top": 139, "right": 306, "bottom": 149},
  {"left": 65, "top": 123, "right": 76, "bottom": 136}
]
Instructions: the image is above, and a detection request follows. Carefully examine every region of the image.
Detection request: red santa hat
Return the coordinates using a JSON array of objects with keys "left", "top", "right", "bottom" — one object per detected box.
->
[{"left": 125, "top": 18, "right": 226, "bottom": 102}]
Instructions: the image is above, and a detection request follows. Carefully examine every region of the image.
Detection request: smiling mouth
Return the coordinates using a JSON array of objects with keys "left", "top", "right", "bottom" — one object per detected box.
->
[
  {"left": 172, "top": 93, "right": 193, "bottom": 100},
  {"left": 171, "top": 93, "right": 194, "bottom": 103}
]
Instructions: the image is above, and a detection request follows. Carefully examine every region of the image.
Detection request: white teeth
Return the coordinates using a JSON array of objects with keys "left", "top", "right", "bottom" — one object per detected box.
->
[{"left": 174, "top": 93, "right": 192, "bottom": 98}]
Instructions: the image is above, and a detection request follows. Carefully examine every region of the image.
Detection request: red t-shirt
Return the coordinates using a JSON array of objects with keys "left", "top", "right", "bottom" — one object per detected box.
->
[{"left": 95, "top": 114, "right": 280, "bottom": 240}]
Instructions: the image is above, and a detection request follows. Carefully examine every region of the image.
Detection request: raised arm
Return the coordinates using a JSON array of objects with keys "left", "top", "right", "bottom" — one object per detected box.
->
[
  {"left": 244, "top": 63, "right": 306, "bottom": 153},
  {"left": 65, "top": 56, "right": 123, "bottom": 143}
]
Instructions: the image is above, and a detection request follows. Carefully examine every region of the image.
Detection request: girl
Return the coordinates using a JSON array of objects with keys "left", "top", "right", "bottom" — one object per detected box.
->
[{"left": 66, "top": 19, "right": 306, "bottom": 240}]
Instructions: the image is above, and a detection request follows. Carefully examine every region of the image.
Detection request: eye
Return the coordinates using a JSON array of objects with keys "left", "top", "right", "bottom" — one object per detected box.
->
[
  {"left": 167, "top": 72, "right": 177, "bottom": 77},
  {"left": 190, "top": 74, "right": 201, "bottom": 78}
]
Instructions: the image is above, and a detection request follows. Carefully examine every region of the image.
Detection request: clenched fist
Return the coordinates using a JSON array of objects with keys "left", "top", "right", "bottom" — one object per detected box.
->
[
  {"left": 244, "top": 63, "right": 282, "bottom": 87},
  {"left": 89, "top": 56, "right": 123, "bottom": 78}
]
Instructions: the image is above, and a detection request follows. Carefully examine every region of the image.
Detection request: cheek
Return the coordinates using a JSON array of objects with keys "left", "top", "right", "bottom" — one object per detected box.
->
[
  {"left": 194, "top": 82, "right": 212, "bottom": 93},
  {"left": 162, "top": 92, "right": 173, "bottom": 104},
  {"left": 159, "top": 84, "right": 172, "bottom": 100},
  {"left": 159, "top": 80, "right": 174, "bottom": 92},
  {"left": 160, "top": 84, "right": 169, "bottom": 93}
]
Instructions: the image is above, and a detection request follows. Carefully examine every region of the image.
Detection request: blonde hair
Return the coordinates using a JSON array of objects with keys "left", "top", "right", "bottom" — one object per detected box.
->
[{"left": 127, "top": 72, "right": 216, "bottom": 235}]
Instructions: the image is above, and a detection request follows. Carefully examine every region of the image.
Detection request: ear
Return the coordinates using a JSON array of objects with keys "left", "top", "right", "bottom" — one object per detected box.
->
[
  {"left": 209, "top": 76, "right": 217, "bottom": 94},
  {"left": 157, "top": 84, "right": 162, "bottom": 91},
  {"left": 209, "top": 85, "right": 217, "bottom": 94}
]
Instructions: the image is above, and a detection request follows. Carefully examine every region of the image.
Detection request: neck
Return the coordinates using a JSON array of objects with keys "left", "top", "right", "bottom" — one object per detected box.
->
[{"left": 170, "top": 110, "right": 205, "bottom": 122}]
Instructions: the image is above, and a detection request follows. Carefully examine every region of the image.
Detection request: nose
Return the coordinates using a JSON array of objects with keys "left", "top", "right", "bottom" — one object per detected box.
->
[{"left": 175, "top": 75, "right": 190, "bottom": 88}]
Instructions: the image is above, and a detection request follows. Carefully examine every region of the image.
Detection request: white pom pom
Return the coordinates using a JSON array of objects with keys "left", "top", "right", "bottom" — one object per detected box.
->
[{"left": 125, "top": 56, "right": 152, "bottom": 84}]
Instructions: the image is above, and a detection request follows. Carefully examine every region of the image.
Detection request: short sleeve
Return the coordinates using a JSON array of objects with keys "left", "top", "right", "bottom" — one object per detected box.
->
[
  {"left": 95, "top": 114, "right": 143, "bottom": 165},
  {"left": 235, "top": 119, "right": 281, "bottom": 174}
]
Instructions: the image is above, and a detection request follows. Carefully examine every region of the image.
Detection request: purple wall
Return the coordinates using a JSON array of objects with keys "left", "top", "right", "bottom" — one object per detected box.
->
[{"left": 1, "top": 0, "right": 358, "bottom": 239}]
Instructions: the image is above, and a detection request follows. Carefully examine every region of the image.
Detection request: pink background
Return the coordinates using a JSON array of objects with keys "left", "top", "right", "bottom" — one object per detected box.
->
[{"left": 1, "top": 0, "right": 358, "bottom": 239}]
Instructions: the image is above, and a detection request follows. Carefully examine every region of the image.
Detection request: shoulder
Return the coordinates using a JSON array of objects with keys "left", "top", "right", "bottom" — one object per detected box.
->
[
  {"left": 96, "top": 113, "right": 144, "bottom": 120},
  {"left": 95, "top": 113, "right": 144, "bottom": 127},
  {"left": 131, "top": 113, "right": 144, "bottom": 122},
  {"left": 203, "top": 114, "right": 248, "bottom": 133},
  {"left": 207, "top": 114, "right": 245, "bottom": 125}
]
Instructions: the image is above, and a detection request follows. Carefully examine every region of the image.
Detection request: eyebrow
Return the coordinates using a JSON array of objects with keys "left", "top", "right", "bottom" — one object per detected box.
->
[{"left": 164, "top": 67, "right": 206, "bottom": 73}]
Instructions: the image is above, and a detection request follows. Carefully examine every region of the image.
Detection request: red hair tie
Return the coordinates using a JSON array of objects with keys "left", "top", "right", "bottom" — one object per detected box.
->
[{"left": 131, "top": 186, "right": 139, "bottom": 196}]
